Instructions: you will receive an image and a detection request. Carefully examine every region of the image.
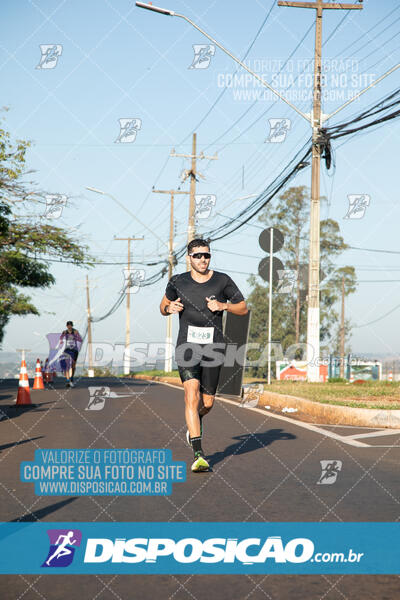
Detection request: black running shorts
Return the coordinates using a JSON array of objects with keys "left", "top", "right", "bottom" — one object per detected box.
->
[
  {"left": 64, "top": 348, "right": 79, "bottom": 362},
  {"left": 177, "top": 348, "right": 224, "bottom": 396}
]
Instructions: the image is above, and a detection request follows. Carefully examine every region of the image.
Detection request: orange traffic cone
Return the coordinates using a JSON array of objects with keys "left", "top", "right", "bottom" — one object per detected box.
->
[
  {"left": 16, "top": 357, "right": 32, "bottom": 405},
  {"left": 349, "top": 371, "right": 354, "bottom": 383},
  {"left": 33, "top": 358, "right": 45, "bottom": 390},
  {"left": 388, "top": 371, "right": 393, "bottom": 383}
]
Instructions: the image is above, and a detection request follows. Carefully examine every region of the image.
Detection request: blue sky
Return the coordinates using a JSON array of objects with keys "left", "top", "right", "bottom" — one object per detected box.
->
[{"left": 1, "top": 0, "right": 400, "bottom": 359}]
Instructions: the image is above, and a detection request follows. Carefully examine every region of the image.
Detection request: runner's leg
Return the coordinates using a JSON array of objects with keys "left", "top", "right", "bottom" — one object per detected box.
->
[
  {"left": 183, "top": 379, "right": 201, "bottom": 438},
  {"left": 198, "top": 392, "right": 214, "bottom": 416}
]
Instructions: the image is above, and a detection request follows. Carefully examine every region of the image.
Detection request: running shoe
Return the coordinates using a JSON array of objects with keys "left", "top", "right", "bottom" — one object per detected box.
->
[
  {"left": 65, "top": 381, "right": 71, "bottom": 388},
  {"left": 191, "top": 451, "right": 209, "bottom": 473},
  {"left": 69, "top": 381, "right": 75, "bottom": 388}
]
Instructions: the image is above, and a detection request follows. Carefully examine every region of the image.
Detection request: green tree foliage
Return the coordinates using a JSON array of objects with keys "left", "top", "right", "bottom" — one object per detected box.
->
[
  {"left": 247, "top": 186, "right": 357, "bottom": 373},
  {"left": 0, "top": 118, "right": 93, "bottom": 343}
]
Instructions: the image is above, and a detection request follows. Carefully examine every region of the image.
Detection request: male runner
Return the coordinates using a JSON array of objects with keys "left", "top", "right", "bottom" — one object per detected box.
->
[
  {"left": 59, "top": 321, "right": 82, "bottom": 387},
  {"left": 160, "top": 239, "right": 248, "bottom": 472}
]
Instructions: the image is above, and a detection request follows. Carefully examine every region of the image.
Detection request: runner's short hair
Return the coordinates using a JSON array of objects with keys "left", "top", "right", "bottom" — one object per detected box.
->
[
  {"left": 66, "top": 321, "right": 73, "bottom": 326},
  {"left": 187, "top": 238, "right": 210, "bottom": 254}
]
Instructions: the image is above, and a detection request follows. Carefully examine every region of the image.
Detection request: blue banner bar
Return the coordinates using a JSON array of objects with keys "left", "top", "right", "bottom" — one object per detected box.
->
[{"left": 0, "top": 522, "right": 399, "bottom": 574}]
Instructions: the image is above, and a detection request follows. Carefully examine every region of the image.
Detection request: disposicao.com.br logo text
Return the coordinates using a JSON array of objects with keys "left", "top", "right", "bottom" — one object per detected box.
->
[{"left": 82, "top": 536, "right": 363, "bottom": 565}]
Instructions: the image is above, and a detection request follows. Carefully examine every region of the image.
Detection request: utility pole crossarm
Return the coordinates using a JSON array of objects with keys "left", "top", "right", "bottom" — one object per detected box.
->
[
  {"left": 152, "top": 189, "right": 190, "bottom": 195},
  {"left": 278, "top": 1, "right": 362, "bottom": 8},
  {"left": 170, "top": 151, "right": 218, "bottom": 160}
]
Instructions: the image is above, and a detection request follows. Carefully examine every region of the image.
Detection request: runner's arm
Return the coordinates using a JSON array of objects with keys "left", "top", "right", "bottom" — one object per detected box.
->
[
  {"left": 222, "top": 300, "right": 248, "bottom": 315},
  {"left": 160, "top": 294, "right": 171, "bottom": 315},
  {"left": 160, "top": 294, "right": 184, "bottom": 316}
]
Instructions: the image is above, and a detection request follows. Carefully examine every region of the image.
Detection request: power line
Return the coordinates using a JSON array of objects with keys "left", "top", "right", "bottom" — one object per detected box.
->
[
  {"left": 204, "top": 8, "right": 351, "bottom": 154},
  {"left": 339, "top": 4, "right": 400, "bottom": 56},
  {"left": 204, "top": 20, "right": 315, "bottom": 152},
  {"left": 354, "top": 301, "right": 400, "bottom": 328},
  {"left": 178, "top": 1, "right": 276, "bottom": 146}
]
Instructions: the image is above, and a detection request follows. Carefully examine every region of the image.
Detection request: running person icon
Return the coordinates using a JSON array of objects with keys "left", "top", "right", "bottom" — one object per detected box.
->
[
  {"left": 59, "top": 321, "right": 82, "bottom": 387},
  {"left": 45, "top": 531, "right": 77, "bottom": 566},
  {"left": 160, "top": 239, "right": 248, "bottom": 472}
]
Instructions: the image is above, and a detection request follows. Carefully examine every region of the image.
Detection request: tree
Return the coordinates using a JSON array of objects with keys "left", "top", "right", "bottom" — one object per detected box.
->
[
  {"left": 247, "top": 186, "right": 357, "bottom": 374},
  {"left": 0, "top": 117, "right": 93, "bottom": 343},
  {"left": 326, "top": 265, "right": 357, "bottom": 359}
]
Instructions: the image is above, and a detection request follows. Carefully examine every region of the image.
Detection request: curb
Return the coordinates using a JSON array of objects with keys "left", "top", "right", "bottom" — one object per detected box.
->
[
  {"left": 132, "top": 375, "right": 400, "bottom": 429},
  {"left": 257, "top": 390, "right": 400, "bottom": 429}
]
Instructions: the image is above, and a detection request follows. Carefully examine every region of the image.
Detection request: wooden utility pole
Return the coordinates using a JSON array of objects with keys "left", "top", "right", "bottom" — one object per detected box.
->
[
  {"left": 86, "top": 275, "right": 94, "bottom": 378},
  {"left": 170, "top": 133, "right": 217, "bottom": 270},
  {"left": 339, "top": 275, "right": 345, "bottom": 378},
  {"left": 114, "top": 236, "right": 144, "bottom": 375},
  {"left": 152, "top": 189, "right": 189, "bottom": 372},
  {"left": 278, "top": 0, "right": 362, "bottom": 382}
]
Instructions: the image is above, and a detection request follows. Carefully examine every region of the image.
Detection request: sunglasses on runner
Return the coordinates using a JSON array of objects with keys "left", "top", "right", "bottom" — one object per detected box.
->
[{"left": 189, "top": 252, "right": 211, "bottom": 259}]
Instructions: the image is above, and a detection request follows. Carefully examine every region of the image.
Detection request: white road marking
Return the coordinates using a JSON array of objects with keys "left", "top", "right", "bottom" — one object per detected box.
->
[
  {"left": 216, "top": 396, "right": 370, "bottom": 448},
  {"left": 312, "top": 423, "right": 384, "bottom": 430},
  {"left": 365, "top": 445, "right": 400, "bottom": 448},
  {"left": 347, "top": 429, "right": 400, "bottom": 440}
]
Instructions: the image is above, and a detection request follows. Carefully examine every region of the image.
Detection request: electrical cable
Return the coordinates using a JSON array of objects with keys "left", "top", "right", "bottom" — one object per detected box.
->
[{"left": 178, "top": 1, "right": 276, "bottom": 146}]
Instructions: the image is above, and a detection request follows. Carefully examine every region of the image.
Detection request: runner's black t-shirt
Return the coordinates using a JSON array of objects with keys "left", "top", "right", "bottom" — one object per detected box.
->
[{"left": 165, "top": 270, "right": 245, "bottom": 346}]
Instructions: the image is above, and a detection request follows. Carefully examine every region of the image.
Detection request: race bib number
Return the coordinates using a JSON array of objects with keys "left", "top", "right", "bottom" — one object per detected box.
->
[
  {"left": 65, "top": 336, "right": 76, "bottom": 349},
  {"left": 187, "top": 325, "right": 214, "bottom": 344}
]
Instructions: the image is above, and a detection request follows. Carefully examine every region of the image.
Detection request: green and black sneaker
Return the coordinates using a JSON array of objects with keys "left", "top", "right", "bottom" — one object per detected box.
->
[{"left": 191, "top": 451, "right": 209, "bottom": 473}]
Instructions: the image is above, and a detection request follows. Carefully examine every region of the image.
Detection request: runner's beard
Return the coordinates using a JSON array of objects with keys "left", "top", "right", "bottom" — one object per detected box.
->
[{"left": 191, "top": 261, "right": 209, "bottom": 274}]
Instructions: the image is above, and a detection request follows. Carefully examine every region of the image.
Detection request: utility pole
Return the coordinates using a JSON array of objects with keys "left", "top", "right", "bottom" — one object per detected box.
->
[
  {"left": 86, "top": 275, "right": 94, "bottom": 378},
  {"left": 153, "top": 188, "right": 189, "bottom": 372},
  {"left": 339, "top": 275, "right": 345, "bottom": 378},
  {"left": 278, "top": 0, "right": 362, "bottom": 381},
  {"left": 170, "top": 133, "right": 217, "bottom": 270},
  {"left": 114, "top": 236, "right": 144, "bottom": 375}
]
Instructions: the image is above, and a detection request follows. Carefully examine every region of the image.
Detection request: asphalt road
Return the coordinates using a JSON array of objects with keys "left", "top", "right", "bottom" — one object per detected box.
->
[{"left": 1, "top": 376, "right": 399, "bottom": 599}]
